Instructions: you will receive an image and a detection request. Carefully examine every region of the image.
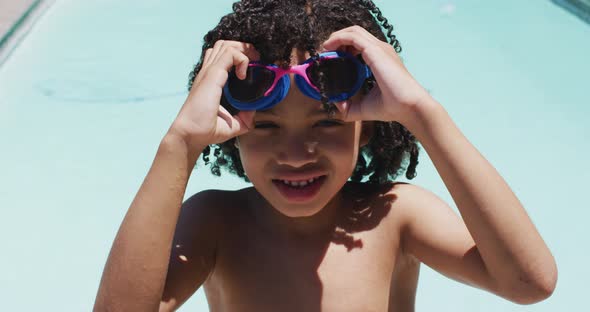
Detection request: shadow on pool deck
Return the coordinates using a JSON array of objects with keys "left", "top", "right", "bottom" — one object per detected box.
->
[{"left": 0, "top": 0, "right": 54, "bottom": 66}]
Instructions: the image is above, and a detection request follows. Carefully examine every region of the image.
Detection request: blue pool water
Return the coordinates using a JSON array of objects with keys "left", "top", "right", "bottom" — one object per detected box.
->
[{"left": 0, "top": 0, "right": 588, "bottom": 310}]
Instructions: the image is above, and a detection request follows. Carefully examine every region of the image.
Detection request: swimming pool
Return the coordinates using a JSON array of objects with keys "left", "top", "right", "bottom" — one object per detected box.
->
[{"left": 1, "top": 0, "right": 588, "bottom": 310}]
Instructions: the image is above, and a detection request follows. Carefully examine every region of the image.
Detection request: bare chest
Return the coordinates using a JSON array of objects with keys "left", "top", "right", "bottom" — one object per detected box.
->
[{"left": 204, "top": 216, "right": 399, "bottom": 311}]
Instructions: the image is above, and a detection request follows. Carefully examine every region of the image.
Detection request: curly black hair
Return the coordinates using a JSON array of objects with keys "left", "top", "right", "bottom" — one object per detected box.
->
[{"left": 188, "top": 0, "right": 420, "bottom": 185}]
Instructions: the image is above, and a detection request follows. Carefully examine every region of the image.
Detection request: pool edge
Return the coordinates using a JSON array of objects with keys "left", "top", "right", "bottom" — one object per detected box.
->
[
  {"left": 552, "top": 0, "right": 590, "bottom": 24},
  {"left": 0, "top": 0, "right": 56, "bottom": 67}
]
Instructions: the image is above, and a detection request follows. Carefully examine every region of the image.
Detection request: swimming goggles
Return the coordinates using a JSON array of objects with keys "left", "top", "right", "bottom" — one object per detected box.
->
[{"left": 222, "top": 50, "right": 372, "bottom": 111}]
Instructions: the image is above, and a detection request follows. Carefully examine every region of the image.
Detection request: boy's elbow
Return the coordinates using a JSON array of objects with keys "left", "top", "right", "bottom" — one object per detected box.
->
[
  {"left": 503, "top": 266, "right": 558, "bottom": 305},
  {"left": 508, "top": 282, "right": 555, "bottom": 305}
]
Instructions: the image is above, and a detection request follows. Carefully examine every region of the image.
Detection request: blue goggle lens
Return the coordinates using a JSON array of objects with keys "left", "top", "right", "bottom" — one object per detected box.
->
[
  {"left": 226, "top": 66, "right": 276, "bottom": 102},
  {"left": 306, "top": 56, "right": 359, "bottom": 97}
]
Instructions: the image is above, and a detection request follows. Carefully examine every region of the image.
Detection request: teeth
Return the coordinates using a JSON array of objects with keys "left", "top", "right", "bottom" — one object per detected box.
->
[{"left": 280, "top": 176, "right": 321, "bottom": 187}]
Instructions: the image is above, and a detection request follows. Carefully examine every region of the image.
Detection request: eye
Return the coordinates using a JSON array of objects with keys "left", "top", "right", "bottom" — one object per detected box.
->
[
  {"left": 254, "top": 122, "right": 278, "bottom": 129},
  {"left": 315, "top": 119, "right": 343, "bottom": 127}
]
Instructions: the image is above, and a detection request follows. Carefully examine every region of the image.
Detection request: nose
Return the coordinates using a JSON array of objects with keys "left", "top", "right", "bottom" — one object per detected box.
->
[{"left": 275, "top": 136, "right": 319, "bottom": 168}]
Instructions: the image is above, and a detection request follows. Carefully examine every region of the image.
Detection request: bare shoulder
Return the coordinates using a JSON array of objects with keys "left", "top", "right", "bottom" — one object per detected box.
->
[
  {"left": 173, "top": 187, "right": 249, "bottom": 253},
  {"left": 376, "top": 182, "right": 442, "bottom": 230},
  {"left": 160, "top": 188, "right": 246, "bottom": 311},
  {"left": 342, "top": 181, "right": 426, "bottom": 226},
  {"left": 182, "top": 188, "right": 245, "bottom": 218},
  {"left": 175, "top": 188, "right": 243, "bottom": 239}
]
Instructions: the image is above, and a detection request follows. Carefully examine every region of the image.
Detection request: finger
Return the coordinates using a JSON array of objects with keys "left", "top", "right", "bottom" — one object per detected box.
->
[
  {"left": 341, "top": 25, "right": 377, "bottom": 41},
  {"left": 210, "top": 41, "right": 259, "bottom": 80},
  {"left": 217, "top": 106, "right": 254, "bottom": 137},
  {"left": 333, "top": 100, "right": 350, "bottom": 121},
  {"left": 195, "top": 48, "right": 214, "bottom": 85},
  {"left": 217, "top": 103, "right": 233, "bottom": 125},
  {"left": 334, "top": 97, "right": 363, "bottom": 122},
  {"left": 346, "top": 97, "right": 363, "bottom": 121},
  {"left": 333, "top": 100, "right": 359, "bottom": 122},
  {"left": 226, "top": 47, "right": 250, "bottom": 80},
  {"left": 224, "top": 42, "right": 260, "bottom": 80},
  {"left": 321, "top": 26, "right": 361, "bottom": 53},
  {"left": 215, "top": 105, "right": 236, "bottom": 138},
  {"left": 235, "top": 110, "right": 256, "bottom": 133},
  {"left": 322, "top": 32, "right": 371, "bottom": 56},
  {"left": 205, "top": 48, "right": 249, "bottom": 87},
  {"left": 357, "top": 85, "right": 382, "bottom": 120},
  {"left": 202, "top": 48, "right": 213, "bottom": 66},
  {"left": 207, "top": 40, "right": 225, "bottom": 66},
  {"left": 231, "top": 41, "right": 260, "bottom": 62},
  {"left": 211, "top": 40, "right": 260, "bottom": 64},
  {"left": 320, "top": 38, "right": 362, "bottom": 56},
  {"left": 218, "top": 41, "right": 261, "bottom": 61},
  {"left": 197, "top": 40, "right": 261, "bottom": 89}
]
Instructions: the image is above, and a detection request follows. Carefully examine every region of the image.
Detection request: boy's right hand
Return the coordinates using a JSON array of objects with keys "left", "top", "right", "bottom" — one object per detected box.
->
[{"left": 168, "top": 41, "right": 259, "bottom": 149}]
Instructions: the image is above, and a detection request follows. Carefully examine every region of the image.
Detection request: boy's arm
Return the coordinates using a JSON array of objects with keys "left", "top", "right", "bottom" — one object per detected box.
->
[
  {"left": 397, "top": 97, "right": 557, "bottom": 304},
  {"left": 94, "top": 132, "right": 206, "bottom": 311}
]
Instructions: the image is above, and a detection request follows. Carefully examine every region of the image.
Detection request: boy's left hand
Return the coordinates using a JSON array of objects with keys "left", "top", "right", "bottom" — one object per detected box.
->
[{"left": 322, "top": 26, "right": 432, "bottom": 124}]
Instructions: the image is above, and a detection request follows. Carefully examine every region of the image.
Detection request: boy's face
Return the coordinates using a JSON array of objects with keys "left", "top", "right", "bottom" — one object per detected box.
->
[{"left": 236, "top": 48, "right": 371, "bottom": 220}]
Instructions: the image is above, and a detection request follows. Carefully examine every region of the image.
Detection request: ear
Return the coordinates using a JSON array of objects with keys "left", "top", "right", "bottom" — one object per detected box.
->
[
  {"left": 360, "top": 121, "right": 374, "bottom": 147},
  {"left": 234, "top": 138, "right": 240, "bottom": 148}
]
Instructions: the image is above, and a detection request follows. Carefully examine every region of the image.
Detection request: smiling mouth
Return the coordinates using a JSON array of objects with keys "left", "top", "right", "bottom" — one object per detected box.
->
[
  {"left": 273, "top": 175, "right": 324, "bottom": 187},
  {"left": 271, "top": 175, "right": 327, "bottom": 202}
]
